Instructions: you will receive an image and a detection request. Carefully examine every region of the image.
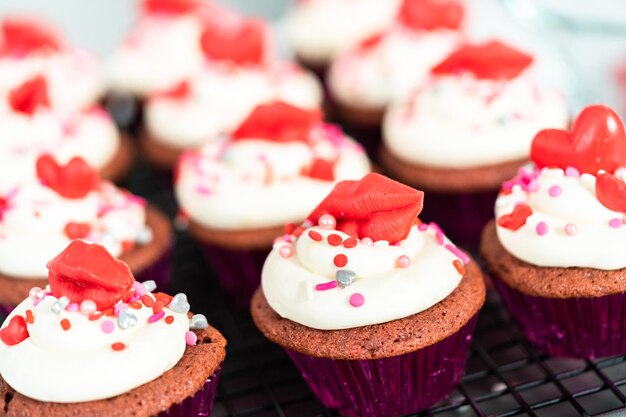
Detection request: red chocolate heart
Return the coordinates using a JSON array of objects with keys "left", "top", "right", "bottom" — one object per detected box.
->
[
  {"left": 63, "top": 222, "right": 92, "bottom": 240},
  {"left": 141, "top": 0, "right": 202, "bottom": 14},
  {"left": 8, "top": 75, "right": 50, "bottom": 115},
  {"left": 0, "top": 315, "right": 30, "bottom": 346},
  {"left": 1, "top": 17, "right": 62, "bottom": 56},
  {"left": 497, "top": 204, "right": 533, "bottom": 231},
  {"left": 432, "top": 40, "right": 534, "bottom": 80},
  {"left": 232, "top": 102, "right": 323, "bottom": 143},
  {"left": 308, "top": 173, "right": 424, "bottom": 243},
  {"left": 200, "top": 18, "right": 266, "bottom": 66},
  {"left": 531, "top": 105, "right": 626, "bottom": 175},
  {"left": 398, "top": 0, "right": 464, "bottom": 31},
  {"left": 47, "top": 240, "right": 134, "bottom": 310},
  {"left": 596, "top": 172, "right": 626, "bottom": 213},
  {"left": 36, "top": 155, "right": 100, "bottom": 199}
]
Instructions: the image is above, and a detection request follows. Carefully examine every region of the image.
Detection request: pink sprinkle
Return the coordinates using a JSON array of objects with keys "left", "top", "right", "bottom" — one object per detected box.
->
[
  {"left": 418, "top": 223, "right": 428, "bottom": 231},
  {"left": 279, "top": 244, "right": 294, "bottom": 258},
  {"left": 565, "top": 167, "right": 580, "bottom": 177},
  {"left": 429, "top": 222, "right": 444, "bottom": 235},
  {"left": 609, "top": 218, "right": 622, "bottom": 229},
  {"left": 29, "top": 287, "right": 42, "bottom": 301},
  {"left": 148, "top": 311, "right": 166, "bottom": 323},
  {"left": 185, "top": 331, "right": 197, "bottom": 346},
  {"left": 101, "top": 320, "right": 115, "bottom": 334},
  {"left": 527, "top": 180, "right": 540, "bottom": 192},
  {"left": 315, "top": 281, "right": 338, "bottom": 291},
  {"left": 444, "top": 244, "right": 470, "bottom": 265},
  {"left": 195, "top": 185, "right": 212, "bottom": 195},
  {"left": 114, "top": 303, "right": 128, "bottom": 315},
  {"left": 564, "top": 223, "right": 577, "bottom": 236},
  {"left": 349, "top": 293, "right": 365, "bottom": 307},
  {"left": 435, "top": 231, "right": 444, "bottom": 245},
  {"left": 548, "top": 185, "right": 562, "bottom": 197},
  {"left": 133, "top": 281, "right": 148, "bottom": 296},
  {"left": 66, "top": 303, "right": 80, "bottom": 313},
  {"left": 536, "top": 222, "right": 549, "bottom": 236}
]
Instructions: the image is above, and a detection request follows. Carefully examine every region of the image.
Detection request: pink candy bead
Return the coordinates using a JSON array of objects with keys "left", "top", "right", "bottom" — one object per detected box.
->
[
  {"left": 185, "top": 331, "right": 198, "bottom": 346},
  {"left": 318, "top": 214, "right": 337, "bottom": 230},
  {"left": 609, "top": 218, "right": 622, "bottom": 229},
  {"left": 279, "top": 244, "right": 294, "bottom": 258},
  {"left": 564, "top": 223, "right": 577, "bottom": 236},
  {"left": 536, "top": 222, "right": 549, "bottom": 236},
  {"left": 349, "top": 293, "right": 365, "bottom": 308},
  {"left": 548, "top": 185, "right": 562, "bottom": 197},
  {"left": 101, "top": 320, "right": 115, "bottom": 334},
  {"left": 396, "top": 255, "right": 411, "bottom": 268}
]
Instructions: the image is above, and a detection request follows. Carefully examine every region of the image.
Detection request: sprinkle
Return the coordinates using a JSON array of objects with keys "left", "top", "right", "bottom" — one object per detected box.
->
[
  {"left": 318, "top": 214, "right": 336, "bottom": 230},
  {"left": 293, "top": 226, "right": 305, "bottom": 237},
  {"left": 114, "top": 303, "right": 128, "bottom": 315},
  {"left": 29, "top": 287, "right": 42, "bottom": 301},
  {"left": 453, "top": 259, "right": 466, "bottom": 275},
  {"left": 360, "top": 237, "right": 373, "bottom": 246},
  {"left": 435, "top": 231, "right": 444, "bottom": 245},
  {"left": 60, "top": 319, "right": 71, "bottom": 331},
  {"left": 148, "top": 311, "right": 165, "bottom": 323},
  {"left": 80, "top": 300, "right": 97, "bottom": 315},
  {"left": 111, "top": 342, "right": 126, "bottom": 351},
  {"left": 349, "top": 293, "right": 365, "bottom": 307},
  {"left": 444, "top": 244, "right": 470, "bottom": 265},
  {"left": 308, "top": 230, "right": 322, "bottom": 241},
  {"left": 536, "top": 222, "right": 549, "bottom": 236},
  {"left": 396, "top": 255, "right": 411, "bottom": 268},
  {"left": 130, "top": 301, "right": 142, "bottom": 310},
  {"left": 334, "top": 254, "right": 348, "bottom": 268},
  {"left": 89, "top": 312, "right": 104, "bottom": 321},
  {"left": 279, "top": 244, "right": 294, "bottom": 258},
  {"left": 154, "top": 292, "right": 173, "bottom": 305},
  {"left": 51, "top": 296, "right": 70, "bottom": 314},
  {"left": 185, "top": 331, "right": 198, "bottom": 346},
  {"left": 327, "top": 234, "right": 342, "bottom": 246},
  {"left": 118, "top": 310, "right": 138, "bottom": 330},
  {"left": 65, "top": 303, "right": 79, "bottom": 312},
  {"left": 189, "top": 314, "right": 209, "bottom": 330},
  {"left": 25, "top": 310, "right": 34, "bottom": 324},
  {"left": 527, "top": 180, "right": 540, "bottom": 192},
  {"left": 103, "top": 308, "right": 116, "bottom": 317},
  {"left": 142, "top": 280, "right": 157, "bottom": 293},
  {"left": 315, "top": 281, "right": 338, "bottom": 291},
  {"left": 609, "top": 218, "right": 622, "bottom": 228},
  {"left": 548, "top": 185, "right": 562, "bottom": 197},
  {"left": 565, "top": 167, "right": 580, "bottom": 177},
  {"left": 169, "top": 293, "right": 190, "bottom": 314},
  {"left": 418, "top": 223, "right": 429, "bottom": 231},
  {"left": 101, "top": 320, "right": 115, "bottom": 334},
  {"left": 165, "top": 316, "right": 174, "bottom": 324},
  {"left": 142, "top": 294, "right": 155, "bottom": 308},
  {"left": 152, "top": 300, "right": 165, "bottom": 314},
  {"left": 564, "top": 223, "right": 577, "bottom": 236},
  {"left": 343, "top": 237, "right": 357, "bottom": 248},
  {"left": 336, "top": 270, "right": 356, "bottom": 287}
]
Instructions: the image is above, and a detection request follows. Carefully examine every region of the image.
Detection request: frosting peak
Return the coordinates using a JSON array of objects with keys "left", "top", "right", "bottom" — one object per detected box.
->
[
  {"left": 398, "top": 0, "right": 464, "bottom": 31},
  {"left": 36, "top": 155, "right": 100, "bottom": 199}
]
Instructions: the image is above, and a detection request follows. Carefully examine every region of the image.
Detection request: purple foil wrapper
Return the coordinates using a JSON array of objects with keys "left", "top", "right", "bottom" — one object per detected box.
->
[
  {"left": 493, "top": 277, "right": 626, "bottom": 359},
  {"left": 134, "top": 243, "right": 173, "bottom": 292},
  {"left": 284, "top": 316, "right": 478, "bottom": 417},
  {"left": 156, "top": 366, "right": 222, "bottom": 417},
  {"left": 200, "top": 244, "right": 269, "bottom": 307}
]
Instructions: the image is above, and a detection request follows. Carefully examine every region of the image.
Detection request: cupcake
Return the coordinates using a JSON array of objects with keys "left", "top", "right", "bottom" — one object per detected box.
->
[
  {"left": 0, "top": 155, "right": 172, "bottom": 314},
  {"left": 480, "top": 104, "right": 626, "bottom": 359},
  {"left": 251, "top": 173, "right": 485, "bottom": 417},
  {"left": 0, "top": 240, "right": 226, "bottom": 416},
  {"left": 327, "top": 0, "right": 464, "bottom": 130},
  {"left": 284, "top": 0, "right": 402, "bottom": 77},
  {"left": 175, "top": 102, "right": 371, "bottom": 305},
  {"left": 142, "top": 62, "right": 322, "bottom": 170},
  {"left": 380, "top": 40, "right": 569, "bottom": 247},
  {"left": 0, "top": 75, "right": 133, "bottom": 193}
]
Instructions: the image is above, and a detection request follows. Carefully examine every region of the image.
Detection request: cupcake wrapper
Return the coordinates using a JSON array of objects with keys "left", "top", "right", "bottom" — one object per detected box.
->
[
  {"left": 284, "top": 315, "right": 478, "bottom": 417},
  {"left": 156, "top": 366, "right": 222, "bottom": 417},
  {"left": 0, "top": 304, "right": 13, "bottom": 318},
  {"left": 493, "top": 276, "right": 626, "bottom": 359},
  {"left": 103, "top": 92, "right": 144, "bottom": 134},
  {"left": 199, "top": 244, "right": 269, "bottom": 307},
  {"left": 135, "top": 243, "right": 174, "bottom": 292}
]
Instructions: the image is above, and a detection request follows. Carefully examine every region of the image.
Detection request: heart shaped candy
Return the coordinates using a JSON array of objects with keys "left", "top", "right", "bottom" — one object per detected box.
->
[
  {"left": 596, "top": 172, "right": 626, "bottom": 213},
  {"left": 0, "top": 315, "right": 30, "bottom": 346},
  {"left": 36, "top": 155, "right": 100, "bottom": 199},
  {"left": 169, "top": 293, "right": 190, "bottom": 314}
]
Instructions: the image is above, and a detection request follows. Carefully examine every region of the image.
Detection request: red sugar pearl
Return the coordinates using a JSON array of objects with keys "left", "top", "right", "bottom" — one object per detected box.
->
[
  {"left": 343, "top": 237, "right": 357, "bottom": 248},
  {"left": 60, "top": 319, "right": 71, "bottom": 331},
  {"left": 453, "top": 259, "right": 466, "bottom": 275},
  {"left": 165, "top": 316, "right": 175, "bottom": 325},
  {"left": 308, "top": 230, "right": 322, "bottom": 241},
  {"left": 334, "top": 254, "right": 348, "bottom": 268},
  {"left": 327, "top": 234, "right": 342, "bottom": 246},
  {"left": 111, "top": 342, "right": 126, "bottom": 351}
]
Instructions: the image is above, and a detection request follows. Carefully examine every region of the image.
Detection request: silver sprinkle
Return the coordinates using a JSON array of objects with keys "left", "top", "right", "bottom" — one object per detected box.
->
[
  {"left": 51, "top": 296, "right": 70, "bottom": 314},
  {"left": 336, "top": 270, "right": 357, "bottom": 287},
  {"left": 142, "top": 280, "right": 157, "bottom": 293},
  {"left": 118, "top": 310, "right": 138, "bottom": 330},
  {"left": 169, "top": 293, "right": 190, "bottom": 314},
  {"left": 189, "top": 314, "right": 208, "bottom": 330},
  {"left": 136, "top": 227, "right": 153, "bottom": 245}
]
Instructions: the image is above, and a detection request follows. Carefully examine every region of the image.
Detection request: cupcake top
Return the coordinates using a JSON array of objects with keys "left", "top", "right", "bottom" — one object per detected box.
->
[
  {"left": 285, "top": 0, "right": 402, "bottom": 66},
  {"left": 0, "top": 75, "right": 121, "bottom": 194},
  {"left": 106, "top": 0, "right": 271, "bottom": 96},
  {"left": 261, "top": 173, "right": 470, "bottom": 330},
  {"left": 0, "top": 17, "right": 101, "bottom": 112},
  {"left": 495, "top": 105, "right": 626, "bottom": 270},
  {"left": 327, "top": 0, "right": 464, "bottom": 110},
  {"left": 383, "top": 40, "right": 569, "bottom": 168},
  {"left": 0, "top": 156, "right": 150, "bottom": 278},
  {"left": 144, "top": 62, "right": 322, "bottom": 149},
  {"left": 175, "top": 102, "right": 371, "bottom": 231},
  {"left": 0, "top": 240, "right": 210, "bottom": 403}
]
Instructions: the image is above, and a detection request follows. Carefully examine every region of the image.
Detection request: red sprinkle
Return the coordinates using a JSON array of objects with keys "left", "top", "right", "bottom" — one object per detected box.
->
[
  {"left": 130, "top": 301, "right": 142, "bottom": 310},
  {"left": 327, "top": 234, "right": 342, "bottom": 246},
  {"left": 342, "top": 237, "right": 357, "bottom": 248},
  {"left": 103, "top": 308, "right": 116, "bottom": 317},
  {"left": 111, "top": 342, "right": 126, "bottom": 351},
  {"left": 152, "top": 300, "right": 165, "bottom": 314},
  {"left": 453, "top": 259, "right": 466, "bottom": 275},
  {"left": 284, "top": 223, "right": 296, "bottom": 234},
  {"left": 89, "top": 312, "right": 104, "bottom": 321},
  {"left": 142, "top": 294, "right": 155, "bottom": 308},
  {"left": 60, "top": 319, "right": 71, "bottom": 331},
  {"left": 334, "top": 254, "right": 348, "bottom": 268},
  {"left": 25, "top": 310, "right": 34, "bottom": 324},
  {"left": 308, "top": 230, "right": 322, "bottom": 241},
  {"left": 165, "top": 315, "right": 175, "bottom": 325},
  {"left": 154, "top": 292, "right": 173, "bottom": 305},
  {"left": 293, "top": 226, "right": 305, "bottom": 237}
]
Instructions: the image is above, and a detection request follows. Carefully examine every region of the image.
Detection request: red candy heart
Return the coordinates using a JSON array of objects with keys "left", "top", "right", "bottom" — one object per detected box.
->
[
  {"left": 200, "top": 18, "right": 266, "bottom": 66},
  {"left": 47, "top": 240, "right": 135, "bottom": 311},
  {"left": 232, "top": 102, "right": 323, "bottom": 143},
  {"left": 398, "top": 0, "right": 464, "bottom": 31},
  {"left": 596, "top": 172, "right": 626, "bottom": 213},
  {"left": 432, "top": 40, "right": 534, "bottom": 80},
  {"left": 306, "top": 158, "right": 336, "bottom": 181},
  {"left": 1, "top": 17, "right": 62, "bottom": 56},
  {"left": 8, "top": 75, "right": 50, "bottom": 115},
  {"left": 36, "top": 155, "right": 100, "bottom": 199},
  {"left": 63, "top": 222, "right": 92, "bottom": 240},
  {"left": 0, "top": 315, "right": 30, "bottom": 346},
  {"left": 531, "top": 105, "right": 626, "bottom": 175},
  {"left": 141, "top": 0, "right": 202, "bottom": 15},
  {"left": 308, "top": 173, "right": 424, "bottom": 243},
  {"left": 497, "top": 204, "right": 533, "bottom": 231}
]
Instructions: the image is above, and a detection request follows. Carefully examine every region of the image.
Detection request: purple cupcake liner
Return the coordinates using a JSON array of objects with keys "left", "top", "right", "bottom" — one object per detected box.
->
[
  {"left": 492, "top": 276, "right": 626, "bottom": 359},
  {"left": 157, "top": 366, "right": 222, "bottom": 417},
  {"left": 134, "top": 243, "right": 174, "bottom": 292},
  {"left": 0, "top": 304, "right": 13, "bottom": 317},
  {"left": 284, "top": 315, "right": 478, "bottom": 417},
  {"left": 200, "top": 244, "right": 270, "bottom": 307}
]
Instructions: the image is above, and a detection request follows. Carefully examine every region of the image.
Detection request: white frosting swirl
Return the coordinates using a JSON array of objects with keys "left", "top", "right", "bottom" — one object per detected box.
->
[
  {"left": 285, "top": 0, "right": 402, "bottom": 65},
  {"left": 145, "top": 63, "right": 322, "bottom": 149},
  {"left": 0, "top": 289, "right": 189, "bottom": 402},
  {"left": 175, "top": 127, "right": 371, "bottom": 230},
  {"left": 328, "top": 26, "right": 461, "bottom": 110},
  {"left": 495, "top": 167, "right": 626, "bottom": 270},
  {"left": 0, "top": 182, "right": 147, "bottom": 278},
  {"left": 262, "top": 225, "right": 465, "bottom": 330},
  {"left": 383, "top": 73, "right": 569, "bottom": 167}
]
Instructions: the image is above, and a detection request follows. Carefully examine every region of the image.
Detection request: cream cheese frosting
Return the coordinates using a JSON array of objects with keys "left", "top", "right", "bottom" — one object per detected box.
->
[{"left": 383, "top": 73, "right": 569, "bottom": 168}]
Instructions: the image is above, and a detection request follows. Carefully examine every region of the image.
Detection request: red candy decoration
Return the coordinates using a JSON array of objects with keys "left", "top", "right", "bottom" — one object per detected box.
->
[
  {"left": 497, "top": 204, "right": 533, "bottom": 231},
  {"left": 200, "top": 18, "right": 266, "bottom": 66},
  {"left": 308, "top": 173, "right": 424, "bottom": 244},
  {"left": 531, "top": 105, "right": 626, "bottom": 176},
  {"left": 47, "top": 240, "right": 135, "bottom": 310},
  {"left": 63, "top": 222, "right": 91, "bottom": 239},
  {"left": 432, "top": 41, "right": 534, "bottom": 80},
  {"left": 398, "top": 0, "right": 464, "bottom": 31},
  {"left": 152, "top": 80, "right": 190, "bottom": 101},
  {"left": 232, "top": 102, "right": 323, "bottom": 143},
  {"left": 306, "top": 158, "right": 336, "bottom": 182},
  {"left": 141, "top": 0, "right": 202, "bottom": 15},
  {"left": 8, "top": 75, "right": 50, "bottom": 115},
  {"left": 596, "top": 172, "right": 626, "bottom": 213},
  {"left": 358, "top": 32, "right": 385, "bottom": 51},
  {"left": 36, "top": 155, "right": 100, "bottom": 199},
  {"left": 1, "top": 17, "right": 62, "bottom": 56},
  {"left": 0, "top": 315, "right": 30, "bottom": 346}
]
